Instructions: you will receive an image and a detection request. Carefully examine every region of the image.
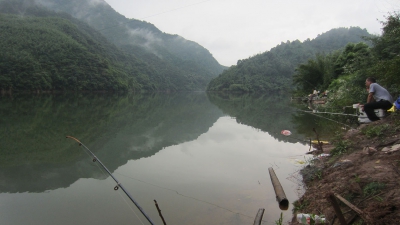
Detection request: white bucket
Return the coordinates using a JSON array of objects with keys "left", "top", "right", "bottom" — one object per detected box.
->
[
  {"left": 296, "top": 214, "right": 326, "bottom": 224},
  {"left": 358, "top": 108, "right": 386, "bottom": 123}
]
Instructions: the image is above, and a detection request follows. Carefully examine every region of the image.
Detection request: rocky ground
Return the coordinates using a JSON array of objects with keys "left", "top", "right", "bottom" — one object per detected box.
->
[{"left": 289, "top": 112, "right": 400, "bottom": 225}]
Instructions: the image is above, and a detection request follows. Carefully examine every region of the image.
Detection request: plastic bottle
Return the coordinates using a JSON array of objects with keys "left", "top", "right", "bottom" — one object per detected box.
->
[{"left": 296, "top": 214, "right": 326, "bottom": 224}]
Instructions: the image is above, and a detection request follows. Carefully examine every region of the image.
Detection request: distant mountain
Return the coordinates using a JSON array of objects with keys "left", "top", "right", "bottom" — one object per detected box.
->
[
  {"left": 39, "top": 0, "right": 226, "bottom": 85},
  {"left": 207, "top": 27, "right": 372, "bottom": 93},
  {"left": 0, "top": 0, "right": 225, "bottom": 92}
]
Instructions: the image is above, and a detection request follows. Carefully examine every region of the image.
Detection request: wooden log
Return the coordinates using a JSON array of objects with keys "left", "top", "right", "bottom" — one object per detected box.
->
[
  {"left": 268, "top": 167, "right": 289, "bottom": 210},
  {"left": 333, "top": 193, "right": 374, "bottom": 225},
  {"left": 327, "top": 194, "right": 347, "bottom": 225},
  {"left": 253, "top": 208, "right": 265, "bottom": 225},
  {"left": 312, "top": 128, "right": 324, "bottom": 152},
  {"left": 154, "top": 200, "right": 167, "bottom": 225}
]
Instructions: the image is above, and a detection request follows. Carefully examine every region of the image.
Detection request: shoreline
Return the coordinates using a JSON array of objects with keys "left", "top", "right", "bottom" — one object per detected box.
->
[{"left": 289, "top": 113, "right": 400, "bottom": 224}]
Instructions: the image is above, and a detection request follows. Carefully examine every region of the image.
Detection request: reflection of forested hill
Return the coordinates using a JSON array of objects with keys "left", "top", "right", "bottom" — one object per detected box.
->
[
  {"left": 207, "top": 92, "right": 308, "bottom": 144},
  {"left": 207, "top": 93, "right": 355, "bottom": 151},
  {"left": 290, "top": 103, "right": 358, "bottom": 139},
  {"left": 0, "top": 93, "right": 223, "bottom": 193}
]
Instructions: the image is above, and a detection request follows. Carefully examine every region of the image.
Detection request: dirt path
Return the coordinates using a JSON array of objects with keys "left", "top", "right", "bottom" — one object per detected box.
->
[{"left": 290, "top": 113, "right": 400, "bottom": 225}]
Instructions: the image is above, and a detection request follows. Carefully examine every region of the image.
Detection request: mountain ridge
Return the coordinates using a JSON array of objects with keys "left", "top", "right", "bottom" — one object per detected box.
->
[
  {"left": 207, "top": 27, "right": 372, "bottom": 93},
  {"left": 0, "top": 0, "right": 225, "bottom": 92},
  {"left": 40, "top": 0, "right": 226, "bottom": 78}
]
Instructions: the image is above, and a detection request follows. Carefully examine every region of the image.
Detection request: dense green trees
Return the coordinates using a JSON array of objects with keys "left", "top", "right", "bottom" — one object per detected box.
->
[
  {"left": 207, "top": 27, "right": 371, "bottom": 93},
  {"left": 292, "top": 13, "right": 400, "bottom": 108},
  {"left": 2, "top": 0, "right": 397, "bottom": 96},
  {"left": 368, "top": 13, "right": 400, "bottom": 90},
  {"left": 0, "top": 0, "right": 225, "bottom": 92},
  {"left": 41, "top": 0, "right": 226, "bottom": 86},
  {"left": 293, "top": 42, "right": 373, "bottom": 96},
  {"left": 0, "top": 13, "right": 140, "bottom": 92},
  {"left": 293, "top": 54, "right": 331, "bottom": 94}
]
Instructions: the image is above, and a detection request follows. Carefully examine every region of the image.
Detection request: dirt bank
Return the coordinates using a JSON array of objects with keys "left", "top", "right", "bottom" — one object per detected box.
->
[{"left": 290, "top": 112, "right": 400, "bottom": 225}]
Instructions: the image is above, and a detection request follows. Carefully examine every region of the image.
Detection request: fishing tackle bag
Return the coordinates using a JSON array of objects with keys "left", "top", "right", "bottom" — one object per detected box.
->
[{"left": 395, "top": 96, "right": 400, "bottom": 110}]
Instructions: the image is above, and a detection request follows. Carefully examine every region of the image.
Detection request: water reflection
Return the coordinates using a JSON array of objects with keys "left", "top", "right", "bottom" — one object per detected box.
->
[
  {"left": 207, "top": 92, "right": 310, "bottom": 144},
  {"left": 0, "top": 93, "right": 223, "bottom": 193},
  {"left": 0, "top": 92, "right": 351, "bottom": 225},
  {"left": 208, "top": 92, "right": 353, "bottom": 142}
]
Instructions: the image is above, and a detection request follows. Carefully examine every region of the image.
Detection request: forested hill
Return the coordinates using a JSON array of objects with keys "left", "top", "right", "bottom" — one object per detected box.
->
[
  {"left": 0, "top": 0, "right": 225, "bottom": 92},
  {"left": 207, "top": 27, "right": 372, "bottom": 93}
]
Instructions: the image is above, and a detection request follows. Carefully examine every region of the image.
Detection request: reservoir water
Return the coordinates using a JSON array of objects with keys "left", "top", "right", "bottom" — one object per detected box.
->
[{"left": 0, "top": 92, "right": 348, "bottom": 224}]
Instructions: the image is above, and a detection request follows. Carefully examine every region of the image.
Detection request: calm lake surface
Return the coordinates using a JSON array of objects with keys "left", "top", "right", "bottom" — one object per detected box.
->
[{"left": 0, "top": 92, "right": 350, "bottom": 225}]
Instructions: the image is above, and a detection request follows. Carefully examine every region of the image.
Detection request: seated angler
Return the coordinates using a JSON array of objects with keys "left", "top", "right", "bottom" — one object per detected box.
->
[{"left": 362, "top": 77, "right": 394, "bottom": 121}]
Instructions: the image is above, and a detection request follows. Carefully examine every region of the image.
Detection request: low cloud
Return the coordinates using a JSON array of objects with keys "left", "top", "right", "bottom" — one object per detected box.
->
[
  {"left": 127, "top": 28, "right": 163, "bottom": 57},
  {"left": 34, "top": 0, "right": 55, "bottom": 8},
  {"left": 87, "top": 0, "right": 107, "bottom": 7}
]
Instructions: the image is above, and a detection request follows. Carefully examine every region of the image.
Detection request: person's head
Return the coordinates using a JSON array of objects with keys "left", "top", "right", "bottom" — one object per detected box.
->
[{"left": 365, "top": 77, "right": 376, "bottom": 87}]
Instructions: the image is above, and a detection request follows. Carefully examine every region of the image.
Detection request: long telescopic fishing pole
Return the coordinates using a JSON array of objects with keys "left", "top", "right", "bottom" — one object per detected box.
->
[
  {"left": 298, "top": 110, "right": 358, "bottom": 117},
  {"left": 297, "top": 110, "right": 353, "bottom": 129},
  {"left": 66, "top": 136, "right": 155, "bottom": 225}
]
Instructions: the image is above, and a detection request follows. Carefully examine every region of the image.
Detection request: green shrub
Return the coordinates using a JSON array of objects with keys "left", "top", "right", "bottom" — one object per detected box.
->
[
  {"left": 275, "top": 212, "right": 283, "bottom": 225},
  {"left": 293, "top": 200, "right": 309, "bottom": 212},
  {"left": 363, "top": 182, "right": 386, "bottom": 196},
  {"left": 330, "top": 132, "right": 352, "bottom": 156},
  {"left": 331, "top": 139, "right": 351, "bottom": 156},
  {"left": 361, "top": 124, "right": 390, "bottom": 138}
]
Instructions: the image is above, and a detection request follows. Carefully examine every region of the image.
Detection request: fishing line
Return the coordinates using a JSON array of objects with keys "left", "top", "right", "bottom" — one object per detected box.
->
[
  {"left": 289, "top": 100, "right": 361, "bottom": 129},
  {"left": 76, "top": 144, "right": 146, "bottom": 224},
  {"left": 80, "top": 144, "right": 268, "bottom": 223},
  {"left": 76, "top": 143, "right": 144, "bottom": 225},
  {"left": 81, "top": 149, "right": 145, "bottom": 225},
  {"left": 114, "top": 172, "right": 268, "bottom": 223},
  {"left": 85, "top": 156, "right": 144, "bottom": 222},
  {"left": 115, "top": 190, "right": 145, "bottom": 225},
  {"left": 67, "top": 136, "right": 155, "bottom": 225},
  {"left": 296, "top": 109, "right": 353, "bottom": 129},
  {"left": 223, "top": 110, "right": 311, "bottom": 145},
  {"left": 298, "top": 110, "right": 358, "bottom": 117},
  {"left": 274, "top": 130, "right": 309, "bottom": 144}
]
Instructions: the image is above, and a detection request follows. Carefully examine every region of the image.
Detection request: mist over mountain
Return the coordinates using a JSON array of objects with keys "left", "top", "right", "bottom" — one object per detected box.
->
[
  {"left": 1, "top": 0, "right": 377, "bottom": 93},
  {"left": 38, "top": 0, "right": 226, "bottom": 81},
  {"left": 0, "top": 0, "right": 225, "bottom": 92}
]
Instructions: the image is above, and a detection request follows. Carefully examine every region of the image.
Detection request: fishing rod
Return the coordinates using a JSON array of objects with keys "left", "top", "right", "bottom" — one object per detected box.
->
[
  {"left": 297, "top": 110, "right": 353, "bottom": 129},
  {"left": 66, "top": 136, "right": 155, "bottom": 225},
  {"left": 298, "top": 110, "right": 358, "bottom": 117}
]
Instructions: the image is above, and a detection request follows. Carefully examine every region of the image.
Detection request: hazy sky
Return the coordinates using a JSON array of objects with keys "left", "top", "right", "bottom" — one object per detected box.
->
[{"left": 104, "top": 0, "right": 398, "bottom": 66}]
